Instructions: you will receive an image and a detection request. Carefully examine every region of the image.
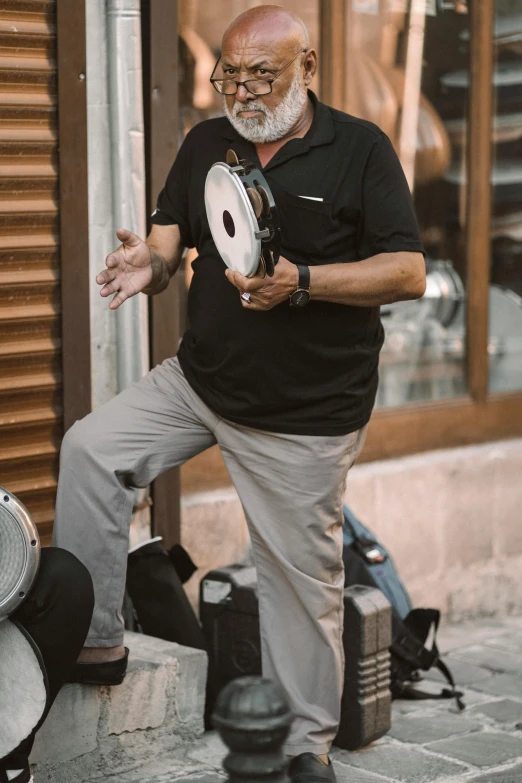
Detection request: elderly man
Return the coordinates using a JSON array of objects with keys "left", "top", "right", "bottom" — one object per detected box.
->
[{"left": 53, "top": 5, "right": 425, "bottom": 779}]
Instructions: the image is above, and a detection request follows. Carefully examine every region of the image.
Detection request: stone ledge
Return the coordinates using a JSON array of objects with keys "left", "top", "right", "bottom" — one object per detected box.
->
[{"left": 30, "top": 632, "right": 208, "bottom": 783}]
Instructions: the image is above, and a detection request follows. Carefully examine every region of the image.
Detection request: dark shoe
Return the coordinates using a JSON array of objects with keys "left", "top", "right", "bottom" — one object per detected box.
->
[
  {"left": 288, "top": 753, "right": 337, "bottom": 783},
  {"left": 67, "top": 647, "right": 129, "bottom": 686},
  {"left": 0, "top": 764, "right": 32, "bottom": 783}
]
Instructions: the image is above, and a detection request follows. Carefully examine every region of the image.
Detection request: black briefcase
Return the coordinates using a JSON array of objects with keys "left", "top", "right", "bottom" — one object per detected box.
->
[{"left": 199, "top": 564, "right": 392, "bottom": 749}]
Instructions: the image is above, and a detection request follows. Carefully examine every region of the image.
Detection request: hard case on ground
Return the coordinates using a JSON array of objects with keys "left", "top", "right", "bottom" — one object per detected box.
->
[{"left": 199, "top": 564, "right": 392, "bottom": 749}]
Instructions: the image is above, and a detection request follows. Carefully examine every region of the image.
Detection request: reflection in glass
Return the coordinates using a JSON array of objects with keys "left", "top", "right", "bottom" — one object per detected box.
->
[
  {"left": 345, "top": 3, "right": 471, "bottom": 407},
  {"left": 488, "top": 1, "right": 522, "bottom": 393}
]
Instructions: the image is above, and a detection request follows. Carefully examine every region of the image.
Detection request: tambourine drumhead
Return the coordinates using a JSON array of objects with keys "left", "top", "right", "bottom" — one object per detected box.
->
[
  {"left": 0, "top": 488, "right": 40, "bottom": 621},
  {"left": 205, "top": 162, "right": 261, "bottom": 277},
  {"left": 0, "top": 620, "right": 48, "bottom": 756}
]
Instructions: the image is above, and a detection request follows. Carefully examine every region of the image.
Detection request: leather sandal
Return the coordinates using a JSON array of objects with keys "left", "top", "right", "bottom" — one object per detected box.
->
[
  {"left": 0, "top": 765, "right": 33, "bottom": 783},
  {"left": 66, "top": 647, "right": 129, "bottom": 686}
]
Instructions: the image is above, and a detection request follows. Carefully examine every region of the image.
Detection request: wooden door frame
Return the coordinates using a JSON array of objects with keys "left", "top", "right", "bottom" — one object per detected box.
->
[
  {"left": 57, "top": 0, "right": 92, "bottom": 432},
  {"left": 142, "top": 0, "right": 182, "bottom": 547}
]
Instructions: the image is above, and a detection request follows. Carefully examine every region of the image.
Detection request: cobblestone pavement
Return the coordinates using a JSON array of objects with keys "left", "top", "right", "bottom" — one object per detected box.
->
[{"left": 96, "top": 616, "right": 522, "bottom": 783}]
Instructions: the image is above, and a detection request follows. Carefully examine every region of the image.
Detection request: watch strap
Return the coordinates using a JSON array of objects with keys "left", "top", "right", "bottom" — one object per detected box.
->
[{"left": 296, "top": 264, "right": 310, "bottom": 291}]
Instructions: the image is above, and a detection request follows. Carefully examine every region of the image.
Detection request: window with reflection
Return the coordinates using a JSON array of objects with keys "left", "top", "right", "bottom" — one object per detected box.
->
[
  {"left": 344, "top": 2, "right": 471, "bottom": 408},
  {"left": 488, "top": 0, "right": 522, "bottom": 393}
]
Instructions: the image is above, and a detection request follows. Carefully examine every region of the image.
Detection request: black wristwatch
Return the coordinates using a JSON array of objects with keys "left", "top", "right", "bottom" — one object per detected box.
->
[{"left": 289, "top": 264, "right": 311, "bottom": 307}]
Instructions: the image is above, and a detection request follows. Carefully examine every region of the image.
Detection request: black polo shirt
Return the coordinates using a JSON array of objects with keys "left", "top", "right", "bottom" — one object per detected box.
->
[{"left": 151, "top": 91, "right": 424, "bottom": 435}]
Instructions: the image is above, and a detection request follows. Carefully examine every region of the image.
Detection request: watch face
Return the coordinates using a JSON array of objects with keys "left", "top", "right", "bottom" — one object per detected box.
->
[{"left": 291, "top": 289, "right": 311, "bottom": 307}]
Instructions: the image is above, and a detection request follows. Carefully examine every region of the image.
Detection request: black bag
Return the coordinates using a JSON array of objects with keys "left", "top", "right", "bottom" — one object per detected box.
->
[
  {"left": 125, "top": 537, "right": 207, "bottom": 652},
  {"left": 125, "top": 537, "right": 222, "bottom": 727},
  {"left": 342, "top": 507, "right": 465, "bottom": 711}
]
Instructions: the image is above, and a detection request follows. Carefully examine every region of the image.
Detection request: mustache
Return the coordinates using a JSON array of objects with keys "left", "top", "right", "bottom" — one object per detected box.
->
[{"left": 233, "top": 102, "right": 267, "bottom": 117}]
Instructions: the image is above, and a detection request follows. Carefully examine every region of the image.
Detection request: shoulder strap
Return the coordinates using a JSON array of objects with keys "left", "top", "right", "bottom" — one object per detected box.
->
[
  {"left": 394, "top": 680, "right": 464, "bottom": 708},
  {"left": 392, "top": 610, "right": 466, "bottom": 712}
]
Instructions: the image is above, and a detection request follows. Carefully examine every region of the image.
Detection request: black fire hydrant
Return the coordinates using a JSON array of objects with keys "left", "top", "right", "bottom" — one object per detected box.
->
[{"left": 212, "top": 676, "right": 294, "bottom": 783}]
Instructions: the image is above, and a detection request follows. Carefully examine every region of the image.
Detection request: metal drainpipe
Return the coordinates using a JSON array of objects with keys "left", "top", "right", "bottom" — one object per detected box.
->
[
  {"left": 107, "top": 0, "right": 150, "bottom": 392},
  {"left": 107, "top": 0, "right": 151, "bottom": 544}
]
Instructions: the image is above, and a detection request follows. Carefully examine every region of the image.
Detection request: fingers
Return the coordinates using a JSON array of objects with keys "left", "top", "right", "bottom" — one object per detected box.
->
[
  {"left": 99, "top": 279, "right": 121, "bottom": 298},
  {"left": 116, "top": 227, "right": 142, "bottom": 247},
  {"left": 109, "top": 288, "right": 129, "bottom": 310},
  {"left": 96, "top": 266, "right": 117, "bottom": 286},
  {"left": 225, "top": 268, "right": 266, "bottom": 292}
]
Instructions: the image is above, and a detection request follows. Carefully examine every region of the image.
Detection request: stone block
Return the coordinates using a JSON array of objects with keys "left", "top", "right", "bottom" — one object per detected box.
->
[
  {"left": 426, "top": 731, "right": 522, "bottom": 767},
  {"left": 369, "top": 457, "right": 445, "bottom": 584},
  {"left": 483, "top": 631, "right": 522, "bottom": 654},
  {"left": 423, "top": 657, "right": 493, "bottom": 686},
  {"left": 474, "top": 674, "right": 522, "bottom": 701},
  {"left": 333, "top": 743, "right": 466, "bottom": 782},
  {"left": 104, "top": 769, "right": 225, "bottom": 783},
  {"left": 450, "top": 645, "right": 522, "bottom": 677},
  {"left": 442, "top": 460, "right": 494, "bottom": 569},
  {"left": 30, "top": 633, "right": 208, "bottom": 783},
  {"left": 443, "top": 558, "right": 522, "bottom": 622},
  {"left": 88, "top": 754, "right": 224, "bottom": 783},
  {"left": 492, "top": 443, "right": 522, "bottom": 558},
  {"left": 332, "top": 761, "right": 396, "bottom": 783},
  {"left": 388, "top": 712, "right": 482, "bottom": 744},
  {"left": 437, "top": 621, "right": 518, "bottom": 655},
  {"left": 343, "top": 440, "right": 522, "bottom": 622},
  {"left": 31, "top": 684, "right": 101, "bottom": 764},
  {"left": 470, "top": 700, "right": 522, "bottom": 727},
  {"left": 464, "top": 761, "right": 522, "bottom": 783},
  {"left": 174, "top": 644, "right": 208, "bottom": 726},
  {"left": 108, "top": 665, "right": 169, "bottom": 735},
  {"left": 186, "top": 731, "right": 227, "bottom": 769}
]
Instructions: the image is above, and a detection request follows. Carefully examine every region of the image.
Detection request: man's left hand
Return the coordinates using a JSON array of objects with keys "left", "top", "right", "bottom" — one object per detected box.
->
[{"left": 225, "top": 255, "right": 299, "bottom": 311}]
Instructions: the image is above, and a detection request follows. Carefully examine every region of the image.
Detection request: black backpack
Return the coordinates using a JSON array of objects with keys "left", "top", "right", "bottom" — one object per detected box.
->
[{"left": 342, "top": 506, "right": 465, "bottom": 711}]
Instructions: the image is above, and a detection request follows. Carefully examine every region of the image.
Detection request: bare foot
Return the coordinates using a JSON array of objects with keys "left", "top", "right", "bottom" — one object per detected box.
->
[{"left": 77, "top": 645, "right": 125, "bottom": 663}]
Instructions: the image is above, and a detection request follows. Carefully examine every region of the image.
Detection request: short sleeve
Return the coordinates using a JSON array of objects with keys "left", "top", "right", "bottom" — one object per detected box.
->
[
  {"left": 358, "top": 133, "right": 425, "bottom": 259},
  {"left": 151, "top": 135, "right": 194, "bottom": 248}
]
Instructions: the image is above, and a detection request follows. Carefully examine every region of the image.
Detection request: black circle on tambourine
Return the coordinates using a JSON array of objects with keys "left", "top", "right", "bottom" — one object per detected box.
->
[{"left": 223, "top": 210, "right": 235, "bottom": 238}]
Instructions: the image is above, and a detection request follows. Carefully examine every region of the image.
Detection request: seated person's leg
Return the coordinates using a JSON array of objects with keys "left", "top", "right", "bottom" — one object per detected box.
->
[{"left": 1, "top": 547, "right": 94, "bottom": 782}]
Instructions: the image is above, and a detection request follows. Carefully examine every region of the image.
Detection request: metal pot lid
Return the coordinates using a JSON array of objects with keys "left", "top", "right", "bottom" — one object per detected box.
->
[
  {"left": 440, "top": 60, "right": 522, "bottom": 89},
  {"left": 460, "top": 14, "right": 522, "bottom": 45},
  {"left": 444, "top": 159, "right": 522, "bottom": 186},
  {"left": 0, "top": 619, "right": 48, "bottom": 758}
]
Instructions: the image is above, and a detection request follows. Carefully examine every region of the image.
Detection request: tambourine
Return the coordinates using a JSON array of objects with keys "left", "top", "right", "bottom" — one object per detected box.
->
[
  {"left": 0, "top": 619, "right": 49, "bottom": 758},
  {"left": 205, "top": 149, "right": 281, "bottom": 278},
  {"left": 0, "top": 487, "right": 40, "bottom": 621},
  {"left": 0, "top": 488, "right": 46, "bottom": 757}
]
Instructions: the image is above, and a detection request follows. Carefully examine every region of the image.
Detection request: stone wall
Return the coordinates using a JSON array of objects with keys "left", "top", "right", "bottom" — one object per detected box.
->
[{"left": 182, "top": 438, "right": 522, "bottom": 621}]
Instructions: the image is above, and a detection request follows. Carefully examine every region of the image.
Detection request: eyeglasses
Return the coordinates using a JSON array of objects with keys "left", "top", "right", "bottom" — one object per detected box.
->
[{"left": 210, "top": 49, "right": 307, "bottom": 96}]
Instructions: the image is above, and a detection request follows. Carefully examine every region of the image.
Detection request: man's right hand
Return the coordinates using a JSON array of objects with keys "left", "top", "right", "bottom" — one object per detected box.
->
[{"left": 97, "top": 228, "right": 153, "bottom": 310}]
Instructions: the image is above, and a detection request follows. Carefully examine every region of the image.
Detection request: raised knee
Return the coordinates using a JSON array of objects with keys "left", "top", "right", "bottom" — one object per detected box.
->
[
  {"left": 60, "top": 417, "right": 98, "bottom": 464},
  {"left": 39, "top": 547, "right": 94, "bottom": 615}
]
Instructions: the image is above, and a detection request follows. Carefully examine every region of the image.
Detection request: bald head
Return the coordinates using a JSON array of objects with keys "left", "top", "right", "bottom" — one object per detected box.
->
[
  {"left": 218, "top": 5, "right": 317, "bottom": 144},
  {"left": 222, "top": 5, "right": 310, "bottom": 52}
]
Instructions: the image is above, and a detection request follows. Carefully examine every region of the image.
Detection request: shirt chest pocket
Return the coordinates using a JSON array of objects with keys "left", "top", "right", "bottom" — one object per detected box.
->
[
  {"left": 275, "top": 189, "right": 332, "bottom": 261},
  {"left": 275, "top": 189, "right": 359, "bottom": 263}
]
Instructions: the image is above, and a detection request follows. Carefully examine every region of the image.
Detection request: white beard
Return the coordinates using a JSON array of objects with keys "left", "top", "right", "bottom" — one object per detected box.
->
[{"left": 224, "top": 73, "right": 308, "bottom": 143}]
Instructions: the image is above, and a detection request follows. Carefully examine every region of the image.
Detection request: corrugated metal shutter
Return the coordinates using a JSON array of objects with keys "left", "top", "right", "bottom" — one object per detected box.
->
[{"left": 0, "top": 0, "right": 61, "bottom": 545}]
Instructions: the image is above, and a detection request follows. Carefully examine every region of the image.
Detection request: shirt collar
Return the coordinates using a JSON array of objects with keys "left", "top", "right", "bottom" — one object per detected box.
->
[{"left": 220, "top": 90, "right": 335, "bottom": 169}]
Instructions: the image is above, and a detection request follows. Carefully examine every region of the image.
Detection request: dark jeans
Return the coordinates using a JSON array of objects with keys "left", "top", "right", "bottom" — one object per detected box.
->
[{"left": 1, "top": 547, "right": 94, "bottom": 771}]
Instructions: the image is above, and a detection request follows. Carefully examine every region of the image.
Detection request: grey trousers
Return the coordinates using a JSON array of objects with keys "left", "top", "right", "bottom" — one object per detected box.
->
[{"left": 52, "top": 357, "right": 366, "bottom": 755}]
